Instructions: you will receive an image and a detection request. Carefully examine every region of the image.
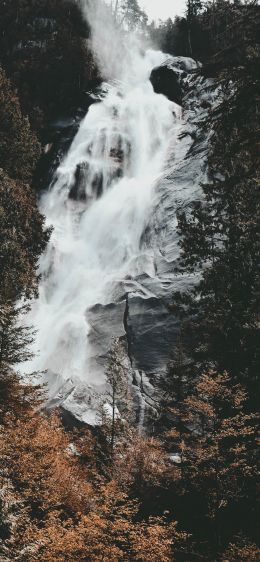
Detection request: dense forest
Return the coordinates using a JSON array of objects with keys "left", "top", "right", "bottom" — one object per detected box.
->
[{"left": 0, "top": 0, "right": 259, "bottom": 560}]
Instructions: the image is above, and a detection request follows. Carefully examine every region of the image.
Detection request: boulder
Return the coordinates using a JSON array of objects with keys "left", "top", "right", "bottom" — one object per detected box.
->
[{"left": 150, "top": 65, "right": 182, "bottom": 105}]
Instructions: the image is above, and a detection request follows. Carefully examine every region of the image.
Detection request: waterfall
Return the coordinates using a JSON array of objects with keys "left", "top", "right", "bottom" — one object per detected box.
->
[
  {"left": 23, "top": 3, "right": 214, "bottom": 424},
  {"left": 24, "top": 44, "right": 186, "bottom": 420}
]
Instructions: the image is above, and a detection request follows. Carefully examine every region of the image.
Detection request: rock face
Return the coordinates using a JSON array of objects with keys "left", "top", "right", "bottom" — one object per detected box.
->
[
  {"left": 150, "top": 65, "right": 182, "bottom": 104},
  {"left": 28, "top": 54, "right": 220, "bottom": 426},
  {"left": 34, "top": 89, "right": 101, "bottom": 192},
  {"left": 126, "top": 295, "right": 180, "bottom": 374},
  {"left": 76, "top": 59, "right": 220, "bottom": 424}
]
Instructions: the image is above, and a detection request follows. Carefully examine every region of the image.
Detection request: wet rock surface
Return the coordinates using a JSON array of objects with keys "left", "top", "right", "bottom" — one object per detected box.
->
[
  {"left": 34, "top": 88, "right": 101, "bottom": 191},
  {"left": 31, "top": 55, "right": 219, "bottom": 425}
]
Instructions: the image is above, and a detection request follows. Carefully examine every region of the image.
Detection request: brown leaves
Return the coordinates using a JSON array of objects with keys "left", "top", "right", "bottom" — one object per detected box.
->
[
  {"left": 130, "top": 518, "right": 188, "bottom": 562},
  {"left": 0, "top": 413, "right": 93, "bottom": 516},
  {"left": 114, "top": 432, "right": 169, "bottom": 490},
  {"left": 221, "top": 537, "right": 260, "bottom": 561},
  {"left": 164, "top": 368, "right": 258, "bottom": 531},
  {"left": 0, "top": 406, "right": 187, "bottom": 562}
]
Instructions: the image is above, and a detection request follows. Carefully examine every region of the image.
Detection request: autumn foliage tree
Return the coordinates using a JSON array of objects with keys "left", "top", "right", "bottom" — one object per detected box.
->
[
  {"left": 164, "top": 370, "right": 258, "bottom": 557},
  {"left": 0, "top": 408, "right": 188, "bottom": 561}
]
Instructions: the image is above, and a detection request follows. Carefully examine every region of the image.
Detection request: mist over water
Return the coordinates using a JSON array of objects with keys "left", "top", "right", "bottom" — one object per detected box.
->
[
  {"left": 81, "top": 0, "right": 153, "bottom": 83},
  {"left": 24, "top": 1, "right": 184, "bottom": 419}
]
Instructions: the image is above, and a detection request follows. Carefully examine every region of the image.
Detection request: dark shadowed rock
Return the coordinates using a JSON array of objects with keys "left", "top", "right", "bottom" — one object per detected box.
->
[
  {"left": 69, "top": 163, "right": 88, "bottom": 201},
  {"left": 87, "top": 301, "right": 126, "bottom": 359},
  {"left": 127, "top": 296, "right": 180, "bottom": 374},
  {"left": 86, "top": 295, "right": 180, "bottom": 377},
  {"left": 150, "top": 65, "right": 182, "bottom": 105}
]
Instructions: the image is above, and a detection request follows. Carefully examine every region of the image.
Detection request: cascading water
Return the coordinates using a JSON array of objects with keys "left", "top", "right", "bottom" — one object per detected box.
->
[
  {"left": 24, "top": 4, "right": 217, "bottom": 423},
  {"left": 25, "top": 47, "right": 183, "bottom": 421}
]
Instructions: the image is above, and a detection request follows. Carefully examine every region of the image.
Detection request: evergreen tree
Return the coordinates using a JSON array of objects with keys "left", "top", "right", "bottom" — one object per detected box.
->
[
  {"left": 0, "top": 303, "right": 42, "bottom": 424},
  {"left": 156, "top": 338, "right": 193, "bottom": 434},
  {"left": 173, "top": 20, "right": 260, "bottom": 399},
  {"left": 0, "top": 68, "right": 49, "bottom": 302},
  {"left": 0, "top": 169, "right": 49, "bottom": 302},
  {"left": 186, "top": 0, "right": 203, "bottom": 56},
  {"left": 121, "top": 0, "right": 148, "bottom": 30},
  {"left": 0, "top": 0, "right": 97, "bottom": 130},
  {"left": 148, "top": 17, "right": 189, "bottom": 57},
  {"left": 102, "top": 338, "right": 132, "bottom": 457},
  {"left": 112, "top": 0, "right": 148, "bottom": 30},
  {"left": 0, "top": 304, "right": 34, "bottom": 374}
]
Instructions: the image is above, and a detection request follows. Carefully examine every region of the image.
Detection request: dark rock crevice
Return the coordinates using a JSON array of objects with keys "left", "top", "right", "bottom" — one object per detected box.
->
[{"left": 123, "top": 293, "right": 133, "bottom": 368}]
